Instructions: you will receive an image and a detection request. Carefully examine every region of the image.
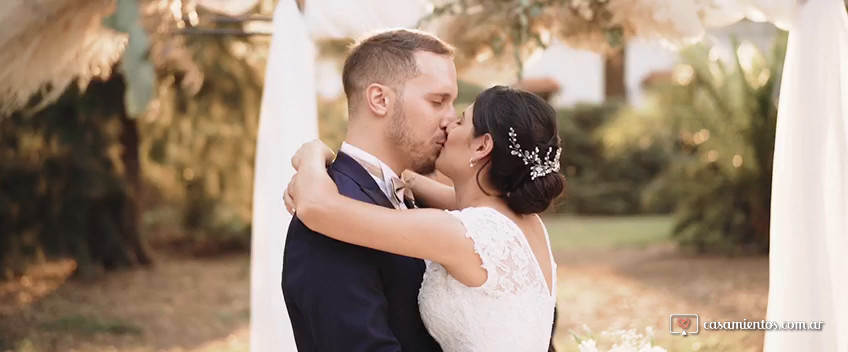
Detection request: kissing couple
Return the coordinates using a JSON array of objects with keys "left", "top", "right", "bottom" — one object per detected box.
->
[{"left": 282, "top": 28, "right": 564, "bottom": 352}]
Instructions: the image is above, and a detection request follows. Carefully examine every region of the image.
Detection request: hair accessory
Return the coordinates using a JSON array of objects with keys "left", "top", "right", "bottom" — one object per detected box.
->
[{"left": 507, "top": 127, "right": 562, "bottom": 180}]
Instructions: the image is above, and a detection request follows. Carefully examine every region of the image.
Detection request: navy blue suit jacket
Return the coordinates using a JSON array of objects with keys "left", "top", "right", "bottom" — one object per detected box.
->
[{"left": 282, "top": 152, "right": 442, "bottom": 352}]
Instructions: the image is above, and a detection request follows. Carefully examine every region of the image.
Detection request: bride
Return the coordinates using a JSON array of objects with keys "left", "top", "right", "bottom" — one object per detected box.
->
[{"left": 286, "top": 85, "right": 564, "bottom": 351}]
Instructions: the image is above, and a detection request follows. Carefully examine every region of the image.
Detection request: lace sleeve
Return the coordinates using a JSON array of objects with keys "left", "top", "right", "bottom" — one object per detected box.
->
[{"left": 445, "top": 207, "right": 543, "bottom": 296}]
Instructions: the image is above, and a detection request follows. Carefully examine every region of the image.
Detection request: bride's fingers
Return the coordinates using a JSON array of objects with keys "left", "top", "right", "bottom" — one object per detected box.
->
[
  {"left": 284, "top": 189, "right": 294, "bottom": 215},
  {"left": 284, "top": 176, "right": 296, "bottom": 214},
  {"left": 323, "top": 146, "right": 335, "bottom": 166},
  {"left": 308, "top": 139, "right": 334, "bottom": 164},
  {"left": 292, "top": 140, "right": 326, "bottom": 170},
  {"left": 291, "top": 150, "right": 301, "bottom": 170}
]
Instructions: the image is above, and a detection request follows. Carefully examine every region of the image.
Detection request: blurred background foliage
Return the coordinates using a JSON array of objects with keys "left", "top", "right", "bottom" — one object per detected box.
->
[
  {"left": 643, "top": 33, "right": 785, "bottom": 254},
  {"left": 140, "top": 31, "right": 266, "bottom": 254},
  {"left": 558, "top": 32, "right": 786, "bottom": 254},
  {"left": 553, "top": 101, "right": 672, "bottom": 215},
  {"left": 0, "top": 2, "right": 269, "bottom": 278},
  {"left": 0, "top": 75, "right": 158, "bottom": 279}
]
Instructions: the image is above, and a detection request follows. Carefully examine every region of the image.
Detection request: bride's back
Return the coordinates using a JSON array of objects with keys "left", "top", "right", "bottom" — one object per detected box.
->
[
  {"left": 418, "top": 206, "right": 556, "bottom": 352},
  {"left": 510, "top": 211, "right": 555, "bottom": 296}
]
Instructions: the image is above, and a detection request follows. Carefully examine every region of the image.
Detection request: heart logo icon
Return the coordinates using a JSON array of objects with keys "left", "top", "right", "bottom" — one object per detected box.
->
[{"left": 677, "top": 317, "right": 691, "bottom": 330}]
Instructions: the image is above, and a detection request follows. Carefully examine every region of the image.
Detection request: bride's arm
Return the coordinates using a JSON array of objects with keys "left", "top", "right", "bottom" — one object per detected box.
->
[
  {"left": 282, "top": 140, "right": 458, "bottom": 211},
  {"left": 402, "top": 170, "right": 458, "bottom": 210},
  {"left": 289, "top": 141, "right": 475, "bottom": 270}
]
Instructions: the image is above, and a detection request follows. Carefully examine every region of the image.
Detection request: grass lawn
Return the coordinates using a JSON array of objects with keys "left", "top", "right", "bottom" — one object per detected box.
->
[
  {"left": 544, "top": 214, "right": 768, "bottom": 352},
  {"left": 543, "top": 214, "right": 675, "bottom": 251}
]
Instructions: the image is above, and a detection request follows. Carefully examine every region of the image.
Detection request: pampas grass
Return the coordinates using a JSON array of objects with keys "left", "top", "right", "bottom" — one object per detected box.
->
[{"left": 0, "top": 0, "right": 127, "bottom": 116}]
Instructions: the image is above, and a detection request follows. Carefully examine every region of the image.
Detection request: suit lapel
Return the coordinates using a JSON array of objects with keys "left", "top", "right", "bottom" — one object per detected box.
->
[
  {"left": 331, "top": 152, "right": 395, "bottom": 209},
  {"left": 331, "top": 152, "right": 426, "bottom": 271},
  {"left": 361, "top": 187, "right": 395, "bottom": 209}
]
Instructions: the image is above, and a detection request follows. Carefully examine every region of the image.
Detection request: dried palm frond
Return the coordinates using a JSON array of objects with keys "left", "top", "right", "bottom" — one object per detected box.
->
[
  {"left": 423, "top": 2, "right": 541, "bottom": 67},
  {"left": 0, "top": 0, "right": 128, "bottom": 116},
  {"left": 426, "top": 0, "right": 752, "bottom": 73},
  {"left": 606, "top": 0, "right": 704, "bottom": 46},
  {"left": 142, "top": 0, "right": 204, "bottom": 96},
  {"left": 423, "top": 0, "right": 625, "bottom": 75}
]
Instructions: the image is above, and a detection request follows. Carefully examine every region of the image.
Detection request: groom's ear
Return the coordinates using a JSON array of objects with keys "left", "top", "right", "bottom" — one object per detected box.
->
[{"left": 365, "top": 83, "right": 391, "bottom": 117}]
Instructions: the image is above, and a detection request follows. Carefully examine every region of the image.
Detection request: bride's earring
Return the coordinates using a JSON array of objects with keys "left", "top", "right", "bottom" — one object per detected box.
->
[{"left": 469, "top": 158, "right": 476, "bottom": 168}]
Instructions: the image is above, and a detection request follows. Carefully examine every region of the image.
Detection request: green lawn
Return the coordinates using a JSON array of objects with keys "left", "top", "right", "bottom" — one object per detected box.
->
[{"left": 543, "top": 214, "right": 675, "bottom": 251}]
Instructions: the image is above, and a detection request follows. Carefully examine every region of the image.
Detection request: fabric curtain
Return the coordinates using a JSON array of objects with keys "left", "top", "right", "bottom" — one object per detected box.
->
[
  {"left": 249, "top": 1, "right": 428, "bottom": 350},
  {"left": 763, "top": 0, "right": 848, "bottom": 351},
  {"left": 249, "top": 1, "right": 316, "bottom": 350}
]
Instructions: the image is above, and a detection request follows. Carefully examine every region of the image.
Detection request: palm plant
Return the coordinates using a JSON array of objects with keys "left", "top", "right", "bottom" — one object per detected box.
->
[{"left": 642, "top": 33, "right": 786, "bottom": 253}]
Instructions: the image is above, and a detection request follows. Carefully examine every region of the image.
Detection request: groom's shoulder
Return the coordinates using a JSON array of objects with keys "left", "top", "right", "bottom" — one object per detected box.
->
[
  {"left": 284, "top": 167, "right": 383, "bottom": 261},
  {"left": 326, "top": 167, "right": 378, "bottom": 205},
  {"left": 325, "top": 152, "right": 383, "bottom": 205}
]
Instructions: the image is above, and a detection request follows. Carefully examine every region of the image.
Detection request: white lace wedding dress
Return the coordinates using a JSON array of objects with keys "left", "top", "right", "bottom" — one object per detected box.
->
[{"left": 418, "top": 207, "right": 557, "bottom": 352}]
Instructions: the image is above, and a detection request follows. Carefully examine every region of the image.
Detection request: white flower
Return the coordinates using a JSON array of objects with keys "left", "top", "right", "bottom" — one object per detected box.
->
[
  {"left": 578, "top": 339, "right": 599, "bottom": 352},
  {"left": 638, "top": 345, "right": 668, "bottom": 352},
  {"left": 609, "top": 345, "right": 638, "bottom": 352},
  {"left": 574, "top": 325, "right": 668, "bottom": 352}
]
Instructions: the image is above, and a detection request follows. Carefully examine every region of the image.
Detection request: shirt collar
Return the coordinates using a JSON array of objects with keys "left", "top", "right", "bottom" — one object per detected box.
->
[{"left": 340, "top": 141, "right": 401, "bottom": 186}]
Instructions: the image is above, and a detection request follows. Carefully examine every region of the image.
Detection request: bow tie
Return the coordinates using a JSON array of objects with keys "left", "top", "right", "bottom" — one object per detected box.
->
[
  {"left": 391, "top": 176, "right": 416, "bottom": 208},
  {"left": 348, "top": 155, "right": 415, "bottom": 209}
]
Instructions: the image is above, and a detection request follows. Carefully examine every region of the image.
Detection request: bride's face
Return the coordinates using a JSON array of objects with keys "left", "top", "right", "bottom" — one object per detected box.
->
[{"left": 437, "top": 104, "right": 480, "bottom": 180}]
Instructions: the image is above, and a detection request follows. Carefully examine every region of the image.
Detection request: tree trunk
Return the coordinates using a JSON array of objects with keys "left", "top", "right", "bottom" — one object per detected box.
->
[
  {"left": 118, "top": 103, "right": 153, "bottom": 266},
  {"left": 604, "top": 48, "right": 627, "bottom": 100},
  {"left": 74, "top": 75, "right": 153, "bottom": 275}
]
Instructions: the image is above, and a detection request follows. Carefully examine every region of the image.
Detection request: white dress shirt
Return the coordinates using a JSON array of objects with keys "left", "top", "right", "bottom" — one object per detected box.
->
[{"left": 340, "top": 142, "right": 407, "bottom": 209}]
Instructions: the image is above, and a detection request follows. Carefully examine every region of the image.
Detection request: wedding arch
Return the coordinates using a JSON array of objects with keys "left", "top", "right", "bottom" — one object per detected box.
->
[{"left": 258, "top": 0, "right": 846, "bottom": 351}]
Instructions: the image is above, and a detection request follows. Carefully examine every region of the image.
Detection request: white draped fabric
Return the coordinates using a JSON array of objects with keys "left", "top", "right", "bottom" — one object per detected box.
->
[
  {"left": 249, "top": 1, "right": 428, "bottom": 351},
  {"left": 249, "top": 1, "right": 315, "bottom": 351},
  {"left": 763, "top": 0, "right": 848, "bottom": 351}
]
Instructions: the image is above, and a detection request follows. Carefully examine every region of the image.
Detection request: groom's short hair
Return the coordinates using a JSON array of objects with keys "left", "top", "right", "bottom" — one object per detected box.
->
[{"left": 342, "top": 29, "right": 454, "bottom": 114}]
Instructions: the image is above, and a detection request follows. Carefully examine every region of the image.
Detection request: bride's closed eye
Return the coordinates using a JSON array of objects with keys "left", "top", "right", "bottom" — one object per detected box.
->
[{"left": 447, "top": 113, "right": 463, "bottom": 133}]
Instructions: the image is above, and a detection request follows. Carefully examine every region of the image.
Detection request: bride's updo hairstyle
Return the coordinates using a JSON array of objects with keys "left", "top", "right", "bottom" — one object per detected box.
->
[{"left": 472, "top": 86, "right": 565, "bottom": 214}]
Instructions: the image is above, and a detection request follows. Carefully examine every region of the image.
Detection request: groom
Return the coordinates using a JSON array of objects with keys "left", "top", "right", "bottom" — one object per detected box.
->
[{"left": 282, "top": 29, "right": 457, "bottom": 351}]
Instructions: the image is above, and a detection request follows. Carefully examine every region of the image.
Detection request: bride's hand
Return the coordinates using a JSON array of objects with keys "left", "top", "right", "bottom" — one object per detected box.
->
[
  {"left": 291, "top": 139, "right": 335, "bottom": 171},
  {"left": 285, "top": 139, "right": 337, "bottom": 215}
]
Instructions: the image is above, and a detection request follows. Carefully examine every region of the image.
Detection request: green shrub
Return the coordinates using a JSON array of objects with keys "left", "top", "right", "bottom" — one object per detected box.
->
[{"left": 554, "top": 101, "right": 671, "bottom": 214}]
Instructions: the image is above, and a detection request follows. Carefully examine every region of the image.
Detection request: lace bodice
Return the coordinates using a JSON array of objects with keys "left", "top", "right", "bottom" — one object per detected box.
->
[{"left": 418, "top": 207, "right": 557, "bottom": 352}]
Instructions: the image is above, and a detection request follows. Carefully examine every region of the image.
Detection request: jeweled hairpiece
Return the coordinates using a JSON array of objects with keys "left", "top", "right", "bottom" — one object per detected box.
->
[{"left": 507, "top": 127, "right": 562, "bottom": 180}]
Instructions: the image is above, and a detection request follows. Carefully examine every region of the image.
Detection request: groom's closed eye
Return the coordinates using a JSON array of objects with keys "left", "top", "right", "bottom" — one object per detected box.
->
[{"left": 429, "top": 94, "right": 451, "bottom": 107}]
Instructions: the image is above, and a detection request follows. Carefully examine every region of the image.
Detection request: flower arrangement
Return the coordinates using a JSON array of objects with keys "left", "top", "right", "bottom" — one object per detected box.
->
[{"left": 571, "top": 325, "right": 668, "bottom": 352}]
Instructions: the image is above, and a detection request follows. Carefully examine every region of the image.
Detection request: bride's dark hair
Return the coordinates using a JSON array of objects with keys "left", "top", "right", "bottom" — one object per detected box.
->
[{"left": 471, "top": 85, "right": 565, "bottom": 214}]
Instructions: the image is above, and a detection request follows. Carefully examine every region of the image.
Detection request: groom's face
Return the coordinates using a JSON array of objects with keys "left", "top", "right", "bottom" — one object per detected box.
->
[{"left": 388, "top": 51, "right": 458, "bottom": 174}]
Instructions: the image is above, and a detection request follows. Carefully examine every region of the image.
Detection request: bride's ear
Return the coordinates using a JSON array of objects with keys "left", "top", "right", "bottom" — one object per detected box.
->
[{"left": 472, "top": 133, "right": 494, "bottom": 162}]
